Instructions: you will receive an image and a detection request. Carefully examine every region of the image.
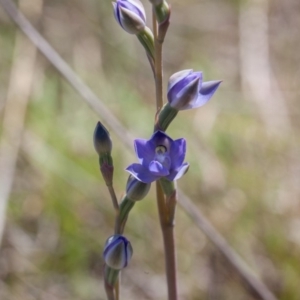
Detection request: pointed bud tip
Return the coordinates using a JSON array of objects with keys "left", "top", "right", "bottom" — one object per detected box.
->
[
  {"left": 168, "top": 74, "right": 201, "bottom": 110},
  {"left": 93, "top": 121, "right": 112, "bottom": 156},
  {"left": 113, "top": 0, "right": 146, "bottom": 35},
  {"left": 199, "top": 80, "right": 222, "bottom": 95}
]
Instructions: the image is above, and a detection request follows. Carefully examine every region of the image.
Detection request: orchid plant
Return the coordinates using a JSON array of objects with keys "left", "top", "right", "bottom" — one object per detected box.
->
[{"left": 93, "top": 1, "right": 221, "bottom": 299}]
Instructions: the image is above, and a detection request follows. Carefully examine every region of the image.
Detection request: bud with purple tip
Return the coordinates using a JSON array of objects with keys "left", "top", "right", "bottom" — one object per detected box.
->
[
  {"left": 155, "top": 70, "right": 221, "bottom": 131},
  {"left": 93, "top": 122, "right": 114, "bottom": 185},
  {"left": 113, "top": 0, "right": 155, "bottom": 60},
  {"left": 167, "top": 69, "right": 221, "bottom": 111},
  {"left": 93, "top": 121, "right": 112, "bottom": 156},
  {"left": 113, "top": 0, "right": 146, "bottom": 35},
  {"left": 103, "top": 235, "right": 133, "bottom": 270}
]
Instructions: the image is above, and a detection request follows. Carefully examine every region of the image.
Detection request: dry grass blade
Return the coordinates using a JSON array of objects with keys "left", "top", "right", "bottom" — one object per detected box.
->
[
  {"left": 0, "top": 0, "right": 278, "bottom": 299},
  {"left": 0, "top": 0, "right": 134, "bottom": 147},
  {"left": 0, "top": 0, "right": 43, "bottom": 245}
]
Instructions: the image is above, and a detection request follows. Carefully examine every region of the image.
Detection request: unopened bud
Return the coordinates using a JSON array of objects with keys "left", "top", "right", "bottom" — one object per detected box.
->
[
  {"left": 167, "top": 69, "right": 221, "bottom": 111},
  {"left": 93, "top": 122, "right": 112, "bottom": 156},
  {"left": 93, "top": 122, "right": 114, "bottom": 185},
  {"left": 153, "top": 0, "right": 170, "bottom": 24},
  {"left": 126, "top": 175, "right": 151, "bottom": 201},
  {"left": 113, "top": 0, "right": 146, "bottom": 35},
  {"left": 103, "top": 235, "right": 133, "bottom": 270}
]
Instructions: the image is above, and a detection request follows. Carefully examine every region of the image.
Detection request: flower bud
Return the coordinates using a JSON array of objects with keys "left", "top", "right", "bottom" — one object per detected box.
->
[
  {"left": 103, "top": 235, "right": 133, "bottom": 270},
  {"left": 126, "top": 175, "right": 151, "bottom": 201},
  {"left": 113, "top": 0, "right": 146, "bottom": 35},
  {"left": 167, "top": 69, "right": 221, "bottom": 111},
  {"left": 93, "top": 122, "right": 114, "bottom": 185},
  {"left": 93, "top": 122, "right": 112, "bottom": 156},
  {"left": 153, "top": 0, "right": 170, "bottom": 24}
]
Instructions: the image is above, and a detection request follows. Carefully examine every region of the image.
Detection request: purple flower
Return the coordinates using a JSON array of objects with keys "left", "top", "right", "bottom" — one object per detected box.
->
[
  {"left": 167, "top": 69, "right": 221, "bottom": 111},
  {"left": 103, "top": 235, "right": 133, "bottom": 270},
  {"left": 113, "top": 0, "right": 146, "bottom": 35},
  {"left": 126, "top": 131, "right": 189, "bottom": 183}
]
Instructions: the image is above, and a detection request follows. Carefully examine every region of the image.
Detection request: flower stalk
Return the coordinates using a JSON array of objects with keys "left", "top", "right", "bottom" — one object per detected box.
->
[
  {"left": 101, "top": 1, "right": 221, "bottom": 300},
  {"left": 116, "top": 196, "right": 136, "bottom": 233},
  {"left": 153, "top": 12, "right": 163, "bottom": 111},
  {"left": 152, "top": 7, "right": 178, "bottom": 300},
  {"left": 159, "top": 177, "right": 177, "bottom": 223}
]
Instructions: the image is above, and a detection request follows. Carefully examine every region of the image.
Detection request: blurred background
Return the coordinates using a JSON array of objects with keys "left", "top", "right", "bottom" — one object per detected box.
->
[{"left": 0, "top": 0, "right": 299, "bottom": 299}]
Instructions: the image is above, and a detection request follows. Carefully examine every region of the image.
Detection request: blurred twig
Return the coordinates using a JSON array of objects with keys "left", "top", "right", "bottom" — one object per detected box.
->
[
  {"left": 0, "top": 0, "right": 43, "bottom": 245},
  {"left": 0, "top": 0, "right": 134, "bottom": 146},
  {"left": 178, "top": 191, "right": 277, "bottom": 300},
  {"left": 0, "top": 0, "right": 278, "bottom": 299}
]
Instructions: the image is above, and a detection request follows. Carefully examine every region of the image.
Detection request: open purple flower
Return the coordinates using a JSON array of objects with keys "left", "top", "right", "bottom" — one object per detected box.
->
[
  {"left": 167, "top": 69, "right": 221, "bottom": 111},
  {"left": 126, "top": 131, "right": 189, "bottom": 183},
  {"left": 113, "top": 0, "right": 146, "bottom": 35}
]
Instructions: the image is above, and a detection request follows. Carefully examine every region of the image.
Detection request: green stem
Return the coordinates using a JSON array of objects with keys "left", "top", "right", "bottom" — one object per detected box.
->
[
  {"left": 156, "top": 184, "right": 178, "bottom": 300},
  {"left": 156, "top": 181, "right": 167, "bottom": 227},
  {"left": 152, "top": 10, "right": 178, "bottom": 300},
  {"left": 154, "top": 103, "right": 178, "bottom": 132},
  {"left": 115, "top": 277, "right": 120, "bottom": 300},
  {"left": 107, "top": 184, "right": 119, "bottom": 212},
  {"left": 104, "top": 265, "right": 119, "bottom": 300},
  {"left": 136, "top": 26, "right": 155, "bottom": 69},
  {"left": 115, "top": 196, "right": 135, "bottom": 234},
  {"left": 162, "top": 224, "right": 177, "bottom": 300},
  {"left": 159, "top": 178, "right": 177, "bottom": 223},
  {"left": 153, "top": 14, "right": 163, "bottom": 111},
  {"left": 105, "top": 183, "right": 120, "bottom": 234},
  {"left": 104, "top": 282, "right": 115, "bottom": 300}
]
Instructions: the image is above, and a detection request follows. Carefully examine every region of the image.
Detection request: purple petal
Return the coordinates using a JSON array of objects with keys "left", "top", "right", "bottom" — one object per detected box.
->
[
  {"left": 166, "top": 163, "right": 189, "bottom": 181},
  {"left": 126, "top": 163, "right": 158, "bottom": 183},
  {"left": 119, "top": 0, "right": 146, "bottom": 22},
  {"left": 118, "top": 6, "right": 145, "bottom": 34},
  {"left": 168, "top": 72, "right": 202, "bottom": 102},
  {"left": 127, "top": 0, "right": 146, "bottom": 22},
  {"left": 167, "top": 69, "right": 193, "bottom": 92},
  {"left": 150, "top": 131, "right": 174, "bottom": 151},
  {"left": 182, "top": 80, "right": 221, "bottom": 110},
  {"left": 148, "top": 161, "right": 169, "bottom": 176},
  {"left": 168, "top": 75, "right": 201, "bottom": 110},
  {"left": 134, "top": 139, "right": 154, "bottom": 166},
  {"left": 170, "top": 138, "right": 186, "bottom": 169},
  {"left": 113, "top": 3, "right": 120, "bottom": 23}
]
